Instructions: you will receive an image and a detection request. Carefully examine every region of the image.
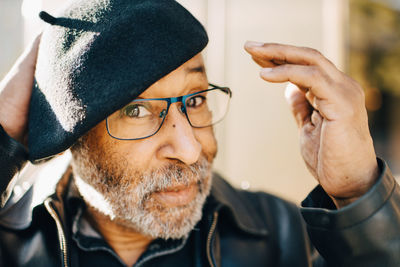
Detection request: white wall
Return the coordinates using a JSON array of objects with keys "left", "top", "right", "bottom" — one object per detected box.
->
[{"left": 0, "top": 0, "right": 24, "bottom": 79}]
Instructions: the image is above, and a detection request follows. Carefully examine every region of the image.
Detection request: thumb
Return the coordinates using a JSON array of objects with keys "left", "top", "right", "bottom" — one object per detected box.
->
[{"left": 284, "top": 83, "right": 312, "bottom": 128}]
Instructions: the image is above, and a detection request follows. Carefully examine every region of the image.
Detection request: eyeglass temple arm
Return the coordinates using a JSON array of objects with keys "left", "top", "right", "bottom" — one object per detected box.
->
[
  {"left": 208, "top": 83, "right": 232, "bottom": 98},
  {"left": 208, "top": 83, "right": 219, "bottom": 87}
]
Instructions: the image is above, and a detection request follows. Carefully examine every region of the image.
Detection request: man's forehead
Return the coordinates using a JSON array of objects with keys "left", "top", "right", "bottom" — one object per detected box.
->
[
  {"left": 179, "top": 53, "right": 206, "bottom": 75},
  {"left": 181, "top": 53, "right": 206, "bottom": 73},
  {"left": 185, "top": 65, "right": 206, "bottom": 75},
  {"left": 138, "top": 54, "right": 208, "bottom": 98}
]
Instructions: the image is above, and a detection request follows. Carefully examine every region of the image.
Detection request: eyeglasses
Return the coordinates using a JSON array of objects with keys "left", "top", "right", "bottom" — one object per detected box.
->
[{"left": 106, "top": 83, "right": 232, "bottom": 140}]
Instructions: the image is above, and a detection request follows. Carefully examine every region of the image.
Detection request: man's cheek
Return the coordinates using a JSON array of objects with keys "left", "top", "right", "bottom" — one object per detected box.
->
[
  {"left": 111, "top": 141, "right": 150, "bottom": 164},
  {"left": 195, "top": 127, "right": 217, "bottom": 162}
]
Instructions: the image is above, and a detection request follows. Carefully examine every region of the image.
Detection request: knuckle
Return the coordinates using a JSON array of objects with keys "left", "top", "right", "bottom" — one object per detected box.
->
[
  {"left": 312, "top": 49, "right": 324, "bottom": 59},
  {"left": 309, "top": 66, "right": 322, "bottom": 80},
  {"left": 355, "top": 87, "right": 365, "bottom": 102},
  {"left": 354, "top": 82, "right": 365, "bottom": 98},
  {"left": 304, "top": 47, "right": 323, "bottom": 59},
  {"left": 346, "top": 77, "right": 365, "bottom": 100}
]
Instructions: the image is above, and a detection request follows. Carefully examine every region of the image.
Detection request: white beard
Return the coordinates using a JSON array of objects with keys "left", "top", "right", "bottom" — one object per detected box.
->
[{"left": 71, "top": 145, "right": 212, "bottom": 240}]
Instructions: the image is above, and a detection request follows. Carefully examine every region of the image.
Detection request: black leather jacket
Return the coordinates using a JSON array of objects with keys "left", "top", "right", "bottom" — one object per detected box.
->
[{"left": 1, "top": 125, "right": 400, "bottom": 267}]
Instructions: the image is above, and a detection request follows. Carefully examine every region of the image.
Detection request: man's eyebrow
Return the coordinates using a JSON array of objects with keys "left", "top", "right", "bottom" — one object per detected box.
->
[{"left": 186, "top": 65, "right": 206, "bottom": 74}]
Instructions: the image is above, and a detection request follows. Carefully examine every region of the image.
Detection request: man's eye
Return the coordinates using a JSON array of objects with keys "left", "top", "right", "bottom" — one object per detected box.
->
[
  {"left": 187, "top": 95, "right": 206, "bottom": 108},
  {"left": 122, "top": 104, "right": 151, "bottom": 118}
]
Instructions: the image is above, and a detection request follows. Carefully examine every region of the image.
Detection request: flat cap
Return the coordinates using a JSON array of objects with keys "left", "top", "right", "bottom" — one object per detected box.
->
[{"left": 29, "top": 0, "right": 208, "bottom": 162}]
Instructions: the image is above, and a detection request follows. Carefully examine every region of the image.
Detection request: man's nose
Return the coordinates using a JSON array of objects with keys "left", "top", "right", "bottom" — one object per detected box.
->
[{"left": 157, "top": 104, "right": 201, "bottom": 165}]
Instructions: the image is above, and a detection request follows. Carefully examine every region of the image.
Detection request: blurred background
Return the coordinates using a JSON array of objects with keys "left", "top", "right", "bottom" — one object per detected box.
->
[{"left": 1, "top": 0, "right": 399, "bottom": 205}]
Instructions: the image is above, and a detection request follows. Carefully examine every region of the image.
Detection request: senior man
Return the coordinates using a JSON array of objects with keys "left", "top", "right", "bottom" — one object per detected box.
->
[{"left": 0, "top": 0, "right": 399, "bottom": 266}]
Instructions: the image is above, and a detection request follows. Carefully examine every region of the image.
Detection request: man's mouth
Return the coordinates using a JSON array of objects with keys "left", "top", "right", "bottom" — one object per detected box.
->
[{"left": 152, "top": 183, "right": 198, "bottom": 208}]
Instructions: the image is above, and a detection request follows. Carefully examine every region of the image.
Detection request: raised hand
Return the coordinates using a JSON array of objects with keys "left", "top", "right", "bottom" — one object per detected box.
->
[
  {"left": 0, "top": 34, "right": 41, "bottom": 146},
  {"left": 244, "top": 42, "right": 379, "bottom": 208}
]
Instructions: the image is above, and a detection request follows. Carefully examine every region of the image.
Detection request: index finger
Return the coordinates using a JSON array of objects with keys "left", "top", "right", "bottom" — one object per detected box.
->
[{"left": 244, "top": 41, "right": 335, "bottom": 70}]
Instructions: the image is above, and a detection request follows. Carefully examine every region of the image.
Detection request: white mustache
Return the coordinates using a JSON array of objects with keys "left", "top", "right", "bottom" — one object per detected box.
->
[{"left": 133, "top": 158, "right": 211, "bottom": 204}]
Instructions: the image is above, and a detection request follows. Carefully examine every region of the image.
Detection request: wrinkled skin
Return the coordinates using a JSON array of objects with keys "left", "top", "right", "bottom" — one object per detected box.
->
[{"left": 245, "top": 42, "right": 378, "bottom": 207}]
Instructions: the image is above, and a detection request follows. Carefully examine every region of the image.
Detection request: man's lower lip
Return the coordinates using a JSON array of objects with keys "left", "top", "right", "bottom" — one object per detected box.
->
[{"left": 152, "top": 184, "right": 197, "bottom": 207}]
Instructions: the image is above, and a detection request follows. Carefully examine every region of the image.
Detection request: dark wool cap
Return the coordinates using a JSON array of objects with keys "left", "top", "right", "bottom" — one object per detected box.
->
[{"left": 28, "top": 0, "right": 208, "bottom": 162}]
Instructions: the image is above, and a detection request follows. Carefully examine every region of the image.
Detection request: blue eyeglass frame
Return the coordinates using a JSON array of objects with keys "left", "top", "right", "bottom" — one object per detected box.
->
[{"left": 106, "top": 83, "right": 232, "bottom": 141}]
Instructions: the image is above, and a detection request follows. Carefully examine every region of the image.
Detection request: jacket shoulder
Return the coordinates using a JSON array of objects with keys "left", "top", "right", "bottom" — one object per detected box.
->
[
  {"left": 211, "top": 172, "right": 306, "bottom": 235},
  {"left": 211, "top": 173, "right": 314, "bottom": 266}
]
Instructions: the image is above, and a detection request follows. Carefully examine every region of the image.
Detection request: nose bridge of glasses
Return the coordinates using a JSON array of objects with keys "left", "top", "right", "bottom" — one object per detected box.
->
[
  {"left": 169, "top": 96, "right": 186, "bottom": 114},
  {"left": 161, "top": 95, "right": 193, "bottom": 129},
  {"left": 169, "top": 96, "right": 185, "bottom": 105}
]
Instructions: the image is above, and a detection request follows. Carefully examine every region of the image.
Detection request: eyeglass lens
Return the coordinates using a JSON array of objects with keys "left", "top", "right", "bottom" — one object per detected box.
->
[{"left": 107, "top": 87, "right": 230, "bottom": 140}]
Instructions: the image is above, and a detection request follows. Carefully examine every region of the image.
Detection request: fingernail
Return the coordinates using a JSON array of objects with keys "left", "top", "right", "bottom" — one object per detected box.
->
[
  {"left": 245, "top": 41, "right": 264, "bottom": 47},
  {"left": 260, "top": 68, "right": 273, "bottom": 75}
]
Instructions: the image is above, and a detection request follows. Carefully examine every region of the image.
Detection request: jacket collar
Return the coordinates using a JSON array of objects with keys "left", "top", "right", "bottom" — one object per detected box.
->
[
  {"left": 208, "top": 173, "right": 269, "bottom": 237},
  {"left": 4, "top": 168, "right": 269, "bottom": 238},
  {"left": 56, "top": 169, "right": 270, "bottom": 237}
]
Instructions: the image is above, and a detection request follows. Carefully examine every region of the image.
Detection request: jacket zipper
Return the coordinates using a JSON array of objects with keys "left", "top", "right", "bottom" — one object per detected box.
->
[
  {"left": 44, "top": 198, "right": 68, "bottom": 267},
  {"left": 206, "top": 211, "right": 219, "bottom": 267}
]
